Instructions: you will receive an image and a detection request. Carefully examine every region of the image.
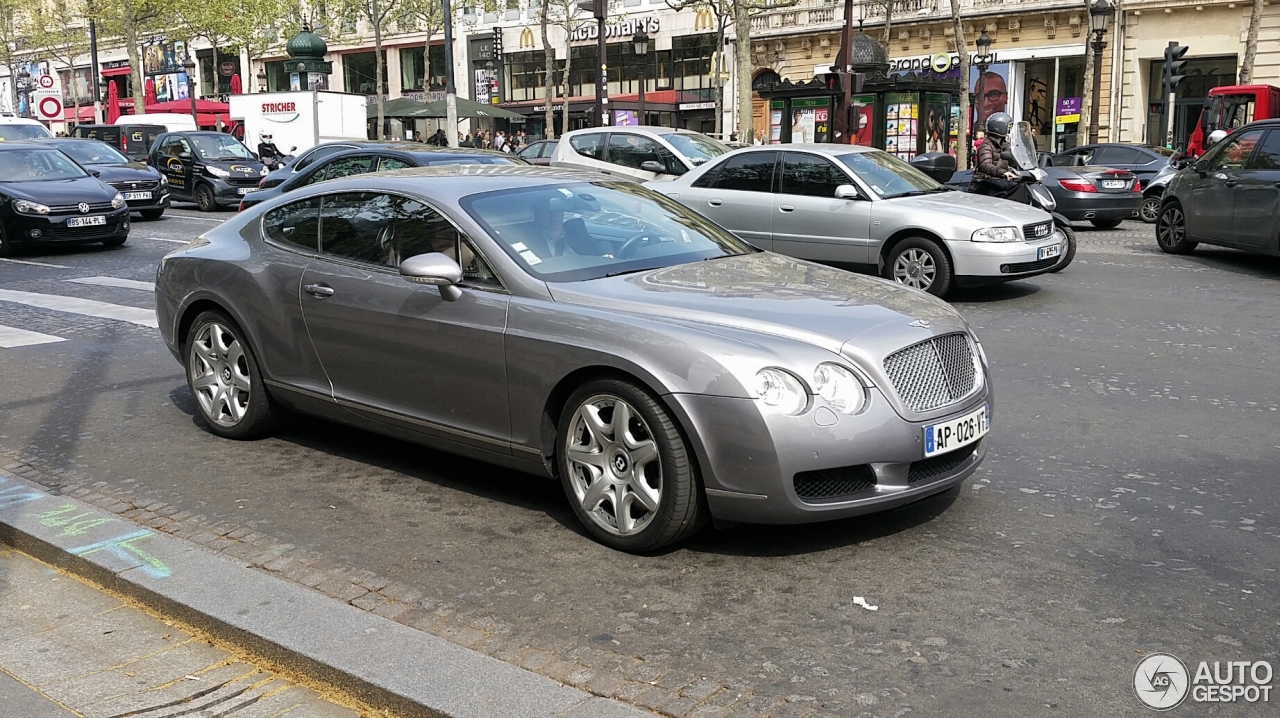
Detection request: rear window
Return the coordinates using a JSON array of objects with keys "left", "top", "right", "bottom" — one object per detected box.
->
[{"left": 570, "top": 133, "right": 604, "bottom": 159}]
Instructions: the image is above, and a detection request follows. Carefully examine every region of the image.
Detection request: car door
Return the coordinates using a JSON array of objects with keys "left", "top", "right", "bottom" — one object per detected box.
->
[
  {"left": 677, "top": 151, "right": 777, "bottom": 249},
  {"left": 298, "top": 190, "right": 512, "bottom": 450},
  {"left": 560, "top": 132, "right": 608, "bottom": 173},
  {"left": 1228, "top": 129, "right": 1280, "bottom": 248},
  {"left": 770, "top": 152, "right": 873, "bottom": 265},
  {"left": 1185, "top": 128, "right": 1265, "bottom": 242},
  {"left": 605, "top": 133, "right": 685, "bottom": 181},
  {"left": 157, "top": 136, "right": 195, "bottom": 199}
]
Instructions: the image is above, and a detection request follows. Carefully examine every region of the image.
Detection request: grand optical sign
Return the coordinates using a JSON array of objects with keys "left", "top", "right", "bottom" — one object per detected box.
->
[
  {"left": 261, "top": 101, "right": 299, "bottom": 122},
  {"left": 889, "top": 51, "right": 1002, "bottom": 77},
  {"left": 570, "top": 16, "right": 659, "bottom": 42}
]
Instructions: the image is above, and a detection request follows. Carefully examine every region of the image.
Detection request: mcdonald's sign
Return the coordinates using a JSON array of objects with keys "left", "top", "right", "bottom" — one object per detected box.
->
[
  {"left": 694, "top": 7, "right": 714, "bottom": 31},
  {"left": 519, "top": 27, "right": 535, "bottom": 49}
]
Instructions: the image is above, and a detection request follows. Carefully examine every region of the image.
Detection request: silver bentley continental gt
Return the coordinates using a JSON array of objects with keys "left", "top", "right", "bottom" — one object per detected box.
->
[{"left": 156, "top": 166, "right": 993, "bottom": 552}]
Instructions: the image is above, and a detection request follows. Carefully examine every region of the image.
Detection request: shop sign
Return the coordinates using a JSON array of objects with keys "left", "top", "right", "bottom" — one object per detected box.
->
[
  {"left": 570, "top": 16, "right": 659, "bottom": 43},
  {"left": 890, "top": 51, "right": 1001, "bottom": 79},
  {"left": 219, "top": 61, "right": 236, "bottom": 77},
  {"left": 1055, "top": 97, "right": 1082, "bottom": 125},
  {"left": 679, "top": 101, "right": 715, "bottom": 111}
]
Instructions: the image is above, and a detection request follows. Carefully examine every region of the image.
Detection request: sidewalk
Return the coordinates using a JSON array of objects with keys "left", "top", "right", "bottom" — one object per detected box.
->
[{"left": 0, "top": 547, "right": 360, "bottom": 718}]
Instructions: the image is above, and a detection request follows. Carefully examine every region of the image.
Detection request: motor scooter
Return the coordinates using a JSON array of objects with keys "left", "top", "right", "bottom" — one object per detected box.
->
[{"left": 260, "top": 146, "right": 297, "bottom": 172}]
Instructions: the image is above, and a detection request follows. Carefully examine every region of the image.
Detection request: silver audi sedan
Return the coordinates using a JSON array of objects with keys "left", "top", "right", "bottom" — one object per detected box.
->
[
  {"left": 649, "top": 144, "right": 1067, "bottom": 296},
  {"left": 156, "top": 166, "right": 992, "bottom": 552}
]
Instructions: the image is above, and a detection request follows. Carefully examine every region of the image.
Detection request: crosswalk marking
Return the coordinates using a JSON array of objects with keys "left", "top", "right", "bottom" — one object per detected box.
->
[
  {"left": 66, "top": 276, "right": 155, "bottom": 291},
  {"left": 0, "top": 324, "right": 66, "bottom": 348},
  {"left": 0, "top": 289, "right": 157, "bottom": 328},
  {"left": 0, "top": 257, "right": 70, "bottom": 269}
]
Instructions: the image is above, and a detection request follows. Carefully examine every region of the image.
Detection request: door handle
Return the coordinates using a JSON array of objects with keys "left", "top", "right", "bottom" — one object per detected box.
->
[
  {"left": 1274, "top": 182, "right": 1280, "bottom": 189},
  {"left": 707, "top": 199, "right": 722, "bottom": 207},
  {"left": 1224, "top": 179, "right": 1238, "bottom": 188},
  {"left": 304, "top": 283, "right": 334, "bottom": 298},
  {"left": 779, "top": 204, "right": 795, "bottom": 212}
]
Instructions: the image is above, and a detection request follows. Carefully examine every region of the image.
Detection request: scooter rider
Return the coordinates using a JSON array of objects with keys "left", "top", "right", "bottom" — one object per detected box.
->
[
  {"left": 257, "top": 133, "right": 283, "bottom": 167},
  {"left": 971, "top": 112, "right": 1029, "bottom": 203}
]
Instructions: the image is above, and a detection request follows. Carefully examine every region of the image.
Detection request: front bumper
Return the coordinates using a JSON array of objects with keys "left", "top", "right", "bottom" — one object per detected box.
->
[
  {"left": 8, "top": 207, "right": 131, "bottom": 246},
  {"left": 125, "top": 191, "right": 171, "bottom": 213},
  {"left": 665, "top": 385, "right": 992, "bottom": 525},
  {"left": 946, "top": 232, "right": 1067, "bottom": 283},
  {"left": 1053, "top": 192, "right": 1141, "bottom": 221},
  {"left": 208, "top": 178, "right": 263, "bottom": 206}
]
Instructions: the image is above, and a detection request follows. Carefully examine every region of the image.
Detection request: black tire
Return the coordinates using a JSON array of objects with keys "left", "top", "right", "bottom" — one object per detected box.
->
[
  {"left": 884, "top": 237, "right": 953, "bottom": 297},
  {"left": 101, "top": 235, "right": 128, "bottom": 248},
  {"left": 0, "top": 224, "right": 13, "bottom": 258},
  {"left": 1047, "top": 225, "right": 1076, "bottom": 273},
  {"left": 1156, "top": 202, "right": 1198, "bottom": 255},
  {"left": 1090, "top": 218, "right": 1123, "bottom": 230},
  {"left": 183, "top": 310, "right": 279, "bottom": 439},
  {"left": 140, "top": 208, "right": 165, "bottom": 220},
  {"left": 556, "top": 378, "right": 705, "bottom": 552},
  {"left": 1139, "top": 194, "right": 1162, "bottom": 223},
  {"left": 195, "top": 183, "right": 217, "bottom": 212}
]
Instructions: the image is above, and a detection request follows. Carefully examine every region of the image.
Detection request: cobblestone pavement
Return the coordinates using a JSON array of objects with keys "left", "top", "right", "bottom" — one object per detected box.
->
[{"left": 1, "top": 216, "right": 1276, "bottom": 718}]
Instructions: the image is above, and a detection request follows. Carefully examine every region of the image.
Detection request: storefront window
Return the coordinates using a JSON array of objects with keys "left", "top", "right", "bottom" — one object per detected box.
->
[
  {"left": 400, "top": 45, "right": 446, "bottom": 91},
  {"left": 197, "top": 50, "right": 240, "bottom": 98},
  {"left": 343, "top": 51, "right": 388, "bottom": 95},
  {"left": 58, "top": 68, "right": 92, "bottom": 104},
  {"left": 264, "top": 61, "right": 290, "bottom": 92}
]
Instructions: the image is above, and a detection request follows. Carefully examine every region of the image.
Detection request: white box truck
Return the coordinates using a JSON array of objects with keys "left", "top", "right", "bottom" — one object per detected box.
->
[{"left": 230, "top": 90, "right": 367, "bottom": 157}]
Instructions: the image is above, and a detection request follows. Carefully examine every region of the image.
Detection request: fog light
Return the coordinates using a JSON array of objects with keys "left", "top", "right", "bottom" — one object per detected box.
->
[
  {"left": 28, "top": 229, "right": 42, "bottom": 238},
  {"left": 123, "top": 222, "right": 130, "bottom": 230}
]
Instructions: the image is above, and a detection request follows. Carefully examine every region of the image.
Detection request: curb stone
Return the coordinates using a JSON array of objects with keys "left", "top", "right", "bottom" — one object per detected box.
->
[{"left": 0, "top": 469, "right": 658, "bottom": 718}]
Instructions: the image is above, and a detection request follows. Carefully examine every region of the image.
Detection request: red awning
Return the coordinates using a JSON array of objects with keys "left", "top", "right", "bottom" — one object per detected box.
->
[
  {"left": 64, "top": 105, "right": 98, "bottom": 121},
  {"left": 101, "top": 66, "right": 131, "bottom": 77}
]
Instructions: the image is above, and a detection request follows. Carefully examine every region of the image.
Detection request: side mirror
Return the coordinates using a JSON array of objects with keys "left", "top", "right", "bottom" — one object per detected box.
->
[
  {"left": 178, "top": 152, "right": 193, "bottom": 161},
  {"left": 1193, "top": 160, "right": 1208, "bottom": 176},
  {"left": 834, "top": 184, "right": 863, "bottom": 200},
  {"left": 88, "top": 169, "right": 101, "bottom": 177},
  {"left": 290, "top": 146, "right": 297, "bottom": 152},
  {"left": 400, "top": 252, "right": 463, "bottom": 301},
  {"left": 640, "top": 160, "right": 666, "bottom": 174}
]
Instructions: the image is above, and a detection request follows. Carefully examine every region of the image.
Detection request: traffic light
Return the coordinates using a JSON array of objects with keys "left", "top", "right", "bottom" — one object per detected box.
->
[
  {"left": 492, "top": 26, "right": 503, "bottom": 61},
  {"left": 576, "top": 0, "right": 605, "bottom": 19},
  {"left": 1162, "top": 42, "right": 1189, "bottom": 96},
  {"left": 823, "top": 70, "right": 864, "bottom": 96}
]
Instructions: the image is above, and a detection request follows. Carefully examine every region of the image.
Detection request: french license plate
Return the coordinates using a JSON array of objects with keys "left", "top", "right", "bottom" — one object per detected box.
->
[
  {"left": 237, "top": 187, "right": 255, "bottom": 195},
  {"left": 1101, "top": 179, "right": 1126, "bottom": 189},
  {"left": 66, "top": 216, "right": 106, "bottom": 228},
  {"left": 1038, "top": 243, "right": 1062, "bottom": 261},
  {"left": 123, "top": 191, "right": 152, "bottom": 200},
  {"left": 924, "top": 404, "right": 989, "bottom": 458}
]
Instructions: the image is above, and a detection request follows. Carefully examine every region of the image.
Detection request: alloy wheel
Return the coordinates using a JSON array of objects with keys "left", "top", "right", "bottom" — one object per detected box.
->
[
  {"left": 564, "top": 395, "right": 663, "bottom": 536},
  {"left": 892, "top": 248, "right": 936, "bottom": 290},
  {"left": 1157, "top": 206, "right": 1185, "bottom": 249},
  {"left": 1140, "top": 196, "right": 1161, "bottom": 222},
  {"left": 189, "top": 322, "right": 251, "bottom": 427}
]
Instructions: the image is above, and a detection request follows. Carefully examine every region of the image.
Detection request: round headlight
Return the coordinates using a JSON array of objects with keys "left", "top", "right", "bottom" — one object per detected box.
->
[
  {"left": 753, "top": 368, "right": 808, "bottom": 416},
  {"left": 812, "top": 363, "right": 867, "bottom": 414},
  {"left": 110, "top": 193, "right": 126, "bottom": 208}
]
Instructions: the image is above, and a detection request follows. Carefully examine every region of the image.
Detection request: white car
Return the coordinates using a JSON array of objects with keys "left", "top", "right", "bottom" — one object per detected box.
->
[
  {"left": 0, "top": 116, "right": 53, "bottom": 141},
  {"left": 549, "top": 126, "right": 730, "bottom": 181}
]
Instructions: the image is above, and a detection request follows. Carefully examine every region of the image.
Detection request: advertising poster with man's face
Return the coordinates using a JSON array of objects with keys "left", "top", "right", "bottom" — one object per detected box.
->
[{"left": 971, "top": 63, "right": 1010, "bottom": 126}]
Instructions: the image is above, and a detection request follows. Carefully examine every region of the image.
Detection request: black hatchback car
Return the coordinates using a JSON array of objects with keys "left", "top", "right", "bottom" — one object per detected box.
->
[
  {"left": 239, "top": 145, "right": 523, "bottom": 211},
  {"left": 38, "top": 138, "right": 170, "bottom": 219},
  {"left": 1156, "top": 120, "right": 1280, "bottom": 257},
  {"left": 0, "top": 143, "right": 130, "bottom": 256},
  {"left": 149, "top": 131, "right": 267, "bottom": 211}
]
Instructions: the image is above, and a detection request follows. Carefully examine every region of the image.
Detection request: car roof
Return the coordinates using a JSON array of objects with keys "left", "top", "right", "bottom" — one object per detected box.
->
[
  {"left": 164, "top": 130, "right": 239, "bottom": 138},
  {"left": 0, "top": 141, "right": 63, "bottom": 151},
  {"left": 286, "top": 165, "right": 616, "bottom": 203},
  {"left": 562, "top": 125, "right": 709, "bottom": 138},
  {"left": 730, "top": 143, "right": 878, "bottom": 157}
]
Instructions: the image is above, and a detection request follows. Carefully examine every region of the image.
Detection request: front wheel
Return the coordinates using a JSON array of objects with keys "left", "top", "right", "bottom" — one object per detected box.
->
[
  {"left": 885, "top": 237, "right": 953, "bottom": 297},
  {"left": 185, "top": 311, "right": 279, "bottom": 439},
  {"left": 1139, "top": 194, "right": 1162, "bottom": 223},
  {"left": 1156, "top": 203, "right": 1198, "bottom": 255},
  {"left": 557, "top": 379, "right": 705, "bottom": 552},
  {"left": 1047, "top": 225, "right": 1076, "bottom": 273},
  {"left": 1090, "top": 218, "right": 1123, "bottom": 230},
  {"left": 195, "top": 183, "right": 217, "bottom": 212}
]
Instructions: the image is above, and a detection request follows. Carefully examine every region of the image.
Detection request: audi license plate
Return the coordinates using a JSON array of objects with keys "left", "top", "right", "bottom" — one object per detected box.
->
[
  {"left": 66, "top": 216, "right": 106, "bottom": 228},
  {"left": 123, "top": 191, "right": 152, "bottom": 200},
  {"left": 1038, "top": 243, "right": 1062, "bottom": 261},
  {"left": 924, "top": 404, "right": 989, "bottom": 458},
  {"left": 1101, "top": 179, "right": 1126, "bottom": 189}
]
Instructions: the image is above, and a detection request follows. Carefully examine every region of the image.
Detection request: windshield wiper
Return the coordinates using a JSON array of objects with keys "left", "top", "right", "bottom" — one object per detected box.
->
[{"left": 601, "top": 267, "right": 655, "bottom": 278}]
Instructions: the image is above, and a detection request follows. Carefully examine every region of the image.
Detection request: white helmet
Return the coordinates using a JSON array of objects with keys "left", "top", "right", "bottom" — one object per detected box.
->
[
  {"left": 261, "top": 133, "right": 272, "bottom": 140},
  {"left": 1206, "top": 129, "right": 1227, "bottom": 148}
]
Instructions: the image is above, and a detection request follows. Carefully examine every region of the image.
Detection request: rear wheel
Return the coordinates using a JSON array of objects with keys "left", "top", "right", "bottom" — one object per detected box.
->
[
  {"left": 1139, "top": 193, "right": 1162, "bottom": 223},
  {"left": 1156, "top": 202, "right": 1198, "bottom": 255},
  {"left": 557, "top": 378, "right": 705, "bottom": 552},
  {"left": 195, "top": 184, "right": 216, "bottom": 212},
  {"left": 885, "top": 237, "right": 953, "bottom": 297},
  {"left": 1047, "top": 225, "right": 1076, "bottom": 273},
  {"left": 184, "top": 311, "right": 279, "bottom": 439},
  {"left": 140, "top": 208, "right": 165, "bottom": 220},
  {"left": 1090, "top": 218, "right": 1123, "bottom": 230}
]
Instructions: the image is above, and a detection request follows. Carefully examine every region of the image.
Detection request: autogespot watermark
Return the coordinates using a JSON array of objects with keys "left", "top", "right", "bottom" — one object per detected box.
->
[{"left": 1134, "top": 652, "right": 1274, "bottom": 710}]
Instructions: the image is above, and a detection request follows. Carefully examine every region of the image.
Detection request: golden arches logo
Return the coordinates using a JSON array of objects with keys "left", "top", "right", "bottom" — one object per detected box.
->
[
  {"left": 694, "top": 7, "right": 714, "bottom": 31},
  {"left": 519, "top": 27, "right": 535, "bottom": 49}
]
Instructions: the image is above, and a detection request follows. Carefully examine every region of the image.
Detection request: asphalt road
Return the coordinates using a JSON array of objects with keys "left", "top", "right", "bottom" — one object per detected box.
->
[{"left": 0, "top": 208, "right": 1276, "bottom": 717}]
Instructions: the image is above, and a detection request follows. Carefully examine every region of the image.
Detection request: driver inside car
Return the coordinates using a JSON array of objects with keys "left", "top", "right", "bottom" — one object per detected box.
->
[{"left": 530, "top": 201, "right": 613, "bottom": 258}]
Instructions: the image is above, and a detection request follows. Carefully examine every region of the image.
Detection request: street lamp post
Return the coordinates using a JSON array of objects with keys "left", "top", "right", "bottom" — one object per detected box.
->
[
  {"left": 182, "top": 54, "right": 198, "bottom": 125},
  {"left": 1087, "top": 0, "right": 1115, "bottom": 144},
  {"left": 89, "top": 18, "right": 103, "bottom": 122},
  {"left": 633, "top": 30, "right": 648, "bottom": 126},
  {"left": 974, "top": 29, "right": 994, "bottom": 132}
]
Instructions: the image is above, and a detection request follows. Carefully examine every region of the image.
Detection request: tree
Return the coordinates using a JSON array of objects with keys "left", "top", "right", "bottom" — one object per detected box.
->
[
  {"left": 399, "top": 0, "right": 446, "bottom": 104},
  {"left": 666, "top": 0, "right": 732, "bottom": 138},
  {"left": 538, "top": 0, "right": 556, "bottom": 138},
  {"left": 544, "top": 0, "right": 593, "bottom": 134},
  {"left": 948, "top": 0, "right": 969, "bottom": 170},
  {"left": 339, "top": 0, "right": 401, "bottom": 138},
  {"left": 1240, "top": 0, "right": 1264, "bottom": 83},
  {"left": 92, "top": 0, "right": 173, "bottom": 115},
  {"left": 732, "top": 0, "right": 796, "bottom": 144},
  {"left": 0, "top": 0, "right": 34, "bottom": 114},
  {"left": 866, "top": 0, "right": 893, "bottom": 54},
  {"left": 30, "top": 0, "right": 93, "bottom": 120}
]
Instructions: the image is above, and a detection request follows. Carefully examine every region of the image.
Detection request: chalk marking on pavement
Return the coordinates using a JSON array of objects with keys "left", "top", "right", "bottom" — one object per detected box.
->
[
  {"left": 67, "top": 529, "right": 171, "bottom": 578},
  {"left": 144, "top": 237, "right": 192, "bottom": 244},
  {"left": 0, "top": 324, "right": 67, "bottom": 348},
  {"left": 0, "top": 288, "right": 158, "bottom": 328},
  {"left": 0, "top": 257, "right": 70, "bottom": 269},
  {"left": 66, "top": 276, "right": 156, "bottom": 291}
]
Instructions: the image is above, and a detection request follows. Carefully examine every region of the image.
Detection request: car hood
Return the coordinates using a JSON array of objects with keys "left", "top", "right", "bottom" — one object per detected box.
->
[
  {"left": 547, "top": 252, "right": 968, "bottom": 356},
  {"left": 3, "top": 176, "right": 120, "bottom": 204},
  {"left": 884, "top": 190, "right": 1050, "bottom": 225},
  {"left": 91, "top": 162, "right": 160, "bottom": 183}
]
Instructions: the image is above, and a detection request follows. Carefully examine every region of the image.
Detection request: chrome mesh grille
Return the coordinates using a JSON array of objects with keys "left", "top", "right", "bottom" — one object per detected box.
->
[{"left": 882, "top": 333, "right": 978, "bottom": 413}]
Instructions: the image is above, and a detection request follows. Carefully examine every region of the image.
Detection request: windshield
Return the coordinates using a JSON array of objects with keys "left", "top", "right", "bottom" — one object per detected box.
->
[
  {"left": 460, "top": 181, "right": 756, "bottom": 283},
  {"left": 53, "top": 140, "right": 130, "bottom": 165},
  {"left": 665, "top": 133, "right": 729, "bottom": 166},
  {"left": 1010, "top": 121, "right": 1037, "bottom": 170},
  {"left": 1204, "top": 95, "right": 1256, "bottom": 135},
  {"left": 0, "top": 123, "right": 54, "bottom": 141},
  {"left": 836, "top": 150, "right": 942, "bottom": 198},
  {"left": 189, "top": 134, "right": 256, "bottom": 161},
  {"left": 0, "top": 148, "right": 90, "bottom": 181}
]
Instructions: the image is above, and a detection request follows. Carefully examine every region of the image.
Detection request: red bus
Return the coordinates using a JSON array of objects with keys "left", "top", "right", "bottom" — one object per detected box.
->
[{"left": 1187, "top": 84, "right": 1280, "bottom": 156}]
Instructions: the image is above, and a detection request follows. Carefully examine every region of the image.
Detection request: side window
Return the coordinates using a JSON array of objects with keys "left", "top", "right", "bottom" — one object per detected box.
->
[
  {"left": 458, "top": 239, "right": 503, "bottom": 289},
  {"left": 302, "top": 163, "right": 331, "bottom": 186},
  {"left": 382, "top": 196, "right": 463, "bottom": 267},
  {"left": 655, "top": 144, "right": 686, "bottom": 175},
  {"left": 569, "top": 133, "right": 604, "bottom": 160},
  {"left": 1209, "top": 129, "right": 1265, "bottom": 171},
  {"left": 263, "top": 197, "right": 320, "bottom": 252},
  {"left": 781, "top": 152, "right": 851, "bottom": 198},
  {"left": 1246, "top": 131, "right": 1280, "bottom": 171},
  {"left": 691, "top": 162, "right": 722, "bottom": 188},
  {"left": 607, "top": 134, "right": 663, "bottom": 170},
  {"left": 710, "top": 152, "right": 777, "bottom": 192},
  {"left": 539, "top": 142, "right": 556, "bottom": 158},
  {"left": 297, "top": 145, "right": 350, "bottom": 170},
  {"left": 319, "top": 192, "right": 383, "bottom": 262},
  {"left": 324, "top": 154, "right": 377, "bottom": 179},
  {"left": 378, "top": 156, "right": 413, "bottom": 170}
]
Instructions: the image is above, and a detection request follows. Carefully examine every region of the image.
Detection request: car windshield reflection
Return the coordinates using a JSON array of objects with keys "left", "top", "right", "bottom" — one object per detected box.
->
[
  {"left": 0, "top": 148, "right": 90, "bottom": 181},
  {"left": 460, "top": 181, "right": 756, "bottom": 283},
  {"left": 837, "top": 150, "right": 944, "bottom": 199}
]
